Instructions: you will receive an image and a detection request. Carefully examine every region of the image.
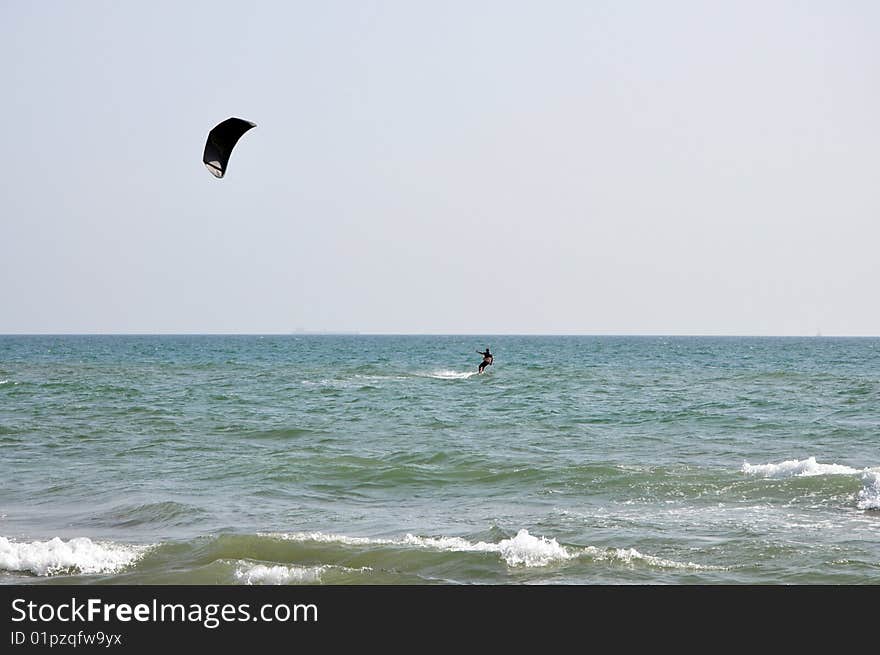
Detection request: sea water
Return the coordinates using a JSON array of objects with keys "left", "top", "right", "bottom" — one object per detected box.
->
[{"left": 1, "top": 335, "right": 878, "bottom": 584}]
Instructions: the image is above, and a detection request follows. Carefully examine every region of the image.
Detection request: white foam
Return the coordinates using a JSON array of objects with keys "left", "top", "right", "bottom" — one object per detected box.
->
[
  {"left": 741, "top": 456, "right": 859, "bottom": 478},
  {"left": 230, "top": 560, "right": 373, "bottom": 584},
  {"left": 490, "top": 530, "right": 572, "bottom": 567},
  {"left": 857, "top": 470, "right": 880, "bottom": 510},
  {"left": 0, "top": 536, "right": 149, "bottom": 577},
  {"left": 405, "top": 530, "right": 572, "bottom": 567},
  {"left": 233, "top": 562, "right": 326, "bottom": 585},
  {"left": 424, "top": 370, "right": 477, "bottom": 380},
  {"left": 583, "top": 546, "right": 727, "bottom": 571},
  {"left": 270, "top": 529, "right": 571, "bottom": 567},
  {"left": 400, "top": 534, "right": 475, "bottom": 550},
  {"left": 353, "top": 374, "right": 407, "bottom": 382},
  {"left": 267, "top": 529, "right": 725, "bottom": 570},
  {"left": 272, "top": 531, "right": 384, "bottom": 546}
]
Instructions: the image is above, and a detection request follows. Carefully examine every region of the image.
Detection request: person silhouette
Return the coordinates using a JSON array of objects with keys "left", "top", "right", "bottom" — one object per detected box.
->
[{"left": 476, "top": 348, "right": 493, "bottom": 374}]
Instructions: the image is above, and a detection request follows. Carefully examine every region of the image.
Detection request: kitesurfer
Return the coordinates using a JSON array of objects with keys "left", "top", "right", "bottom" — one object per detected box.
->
[{"left": 477, "top": 348, "right": 493, "bottom": 374}]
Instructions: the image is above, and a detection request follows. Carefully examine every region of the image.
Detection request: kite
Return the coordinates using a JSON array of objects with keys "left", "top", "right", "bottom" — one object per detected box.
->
[{"left": 203, "top": 117, "right": 256, "bottom": 178}]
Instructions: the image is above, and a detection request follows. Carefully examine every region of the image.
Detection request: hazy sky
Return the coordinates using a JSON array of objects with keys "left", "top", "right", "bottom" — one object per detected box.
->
[{"left": 2, "top": 1, "right": 878, "bottom": 335}]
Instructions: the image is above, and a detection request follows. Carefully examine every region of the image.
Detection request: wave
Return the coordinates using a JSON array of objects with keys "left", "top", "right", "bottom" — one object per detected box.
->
[
  {"left": 266, "top": 529, "right": 718, "bottom": 570},
  {"left": 232, "top": 561, "right": 327, "bottom": 584},
  {"left": 741, "top": 457, "right": 880, "bottom": 510},
  {"left": 243, "top": 427, "right": 321, "bottom": 440},
  {"left": 0, "top": 529, "right": 728, "bottom": 581},
  {"left": 0, "top": 536, "right": 150, "bottom": 577},
  {"left": 410, "top": 530, "right": 571, "bottom": 567},
  {"left": 857, "top": 471, "right": 880, "bottom": 510},
  {"left": 268, "top": 529, "right": 569, "bottom": 567},
  {"left": 229, "top": 560, "right": 373, "bottom": 585},
  {"left": 582, "top": 546, "right": 727, "bottom": 571},
  {"left": 92, "top": 501, "right": 208, "bottom": 528},
  {"left": 741, "top": 456, "right": 859, "bottom": 478}
]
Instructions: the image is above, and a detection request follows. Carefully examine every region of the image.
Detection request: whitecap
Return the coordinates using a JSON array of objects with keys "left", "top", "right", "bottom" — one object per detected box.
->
[
  {"left": 741, "top": 456, "right": 859, "bottom": 478},
  {"left": 270, "top": 529, "right": 570, "bottom": 567},
  {"left": 0, "top": 536, "right": 149, "bottom": 576},
  {"left": 857, "top": 470, "right": 880, "bottom": 510},
  {"left": 491, "top": 530, "right": 572, "bottom": 567},
  {"left": 233, "top": 562, "right": 326, "bottom": 585},
  {"left": 231, "top": 560, "right": 372, "bottom": 584},
  {"left": 264, "top": 529, "right": 727, "bottom": 570},
  {"left": 403, "top": 530, "right": 572, "bottom": 567},
  {"left": 270, "top": 531, "right": 387, "bottom": 546},
  {"left": 583, "top": 545, "right": 728, "bottom": 571}
]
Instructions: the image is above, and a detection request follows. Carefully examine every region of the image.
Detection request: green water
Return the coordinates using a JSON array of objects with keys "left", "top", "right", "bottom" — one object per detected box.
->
[{"left": 1, "top": 335, "right": 879, "bottom": 584}]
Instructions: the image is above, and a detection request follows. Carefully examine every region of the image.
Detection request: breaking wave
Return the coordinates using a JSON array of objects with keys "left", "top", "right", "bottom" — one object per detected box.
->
[
  {"left": 268, "top": 529, "right": 719, "bottom": 570},
  {"left": 741, "top": 456, "right": 859, "bottom": 478},
  {"left": 0, "top": 536, "right": 150, "bottom": 577},
  {"left": 857, "top": 471, "right": 880, "bottom": 510}
]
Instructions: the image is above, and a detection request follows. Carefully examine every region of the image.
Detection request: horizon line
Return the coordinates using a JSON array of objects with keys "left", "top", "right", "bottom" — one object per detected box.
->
[{"left": 1, "top": 332, "right": 878, "bottom": 338}]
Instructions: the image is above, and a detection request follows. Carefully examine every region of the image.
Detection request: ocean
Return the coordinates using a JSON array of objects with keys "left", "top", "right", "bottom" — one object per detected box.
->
[{"left": 1, "top": 335, "right": 878, "bottom": 585}]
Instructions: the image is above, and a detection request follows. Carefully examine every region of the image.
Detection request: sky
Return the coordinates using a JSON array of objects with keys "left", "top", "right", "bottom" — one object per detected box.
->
[{"left": 2, "top": 1, "right": 878, "bottom": 335}]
